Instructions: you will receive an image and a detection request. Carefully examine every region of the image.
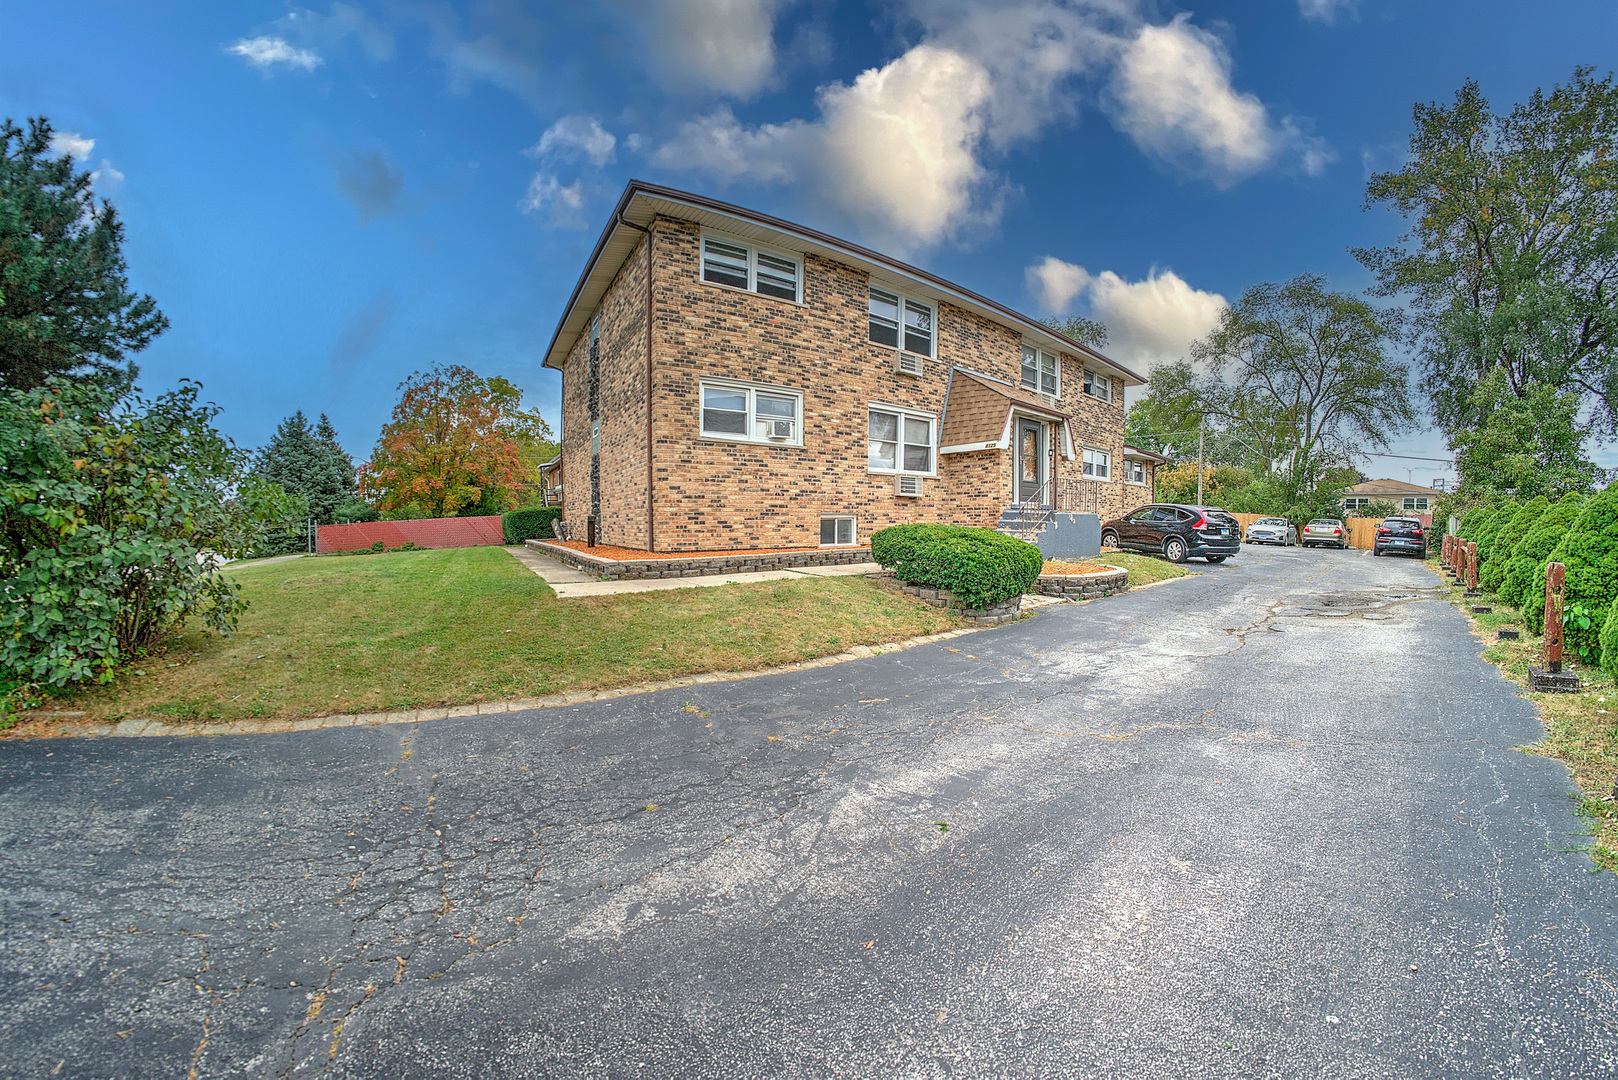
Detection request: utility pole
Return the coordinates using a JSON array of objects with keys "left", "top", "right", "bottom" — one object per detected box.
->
[{"left": 1196, "top": 416, "right": 1205, "bottom": 506}]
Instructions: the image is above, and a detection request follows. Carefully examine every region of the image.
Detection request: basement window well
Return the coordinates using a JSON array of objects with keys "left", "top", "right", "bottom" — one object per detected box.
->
[{"left": 820, "top": 516, "right": 857, "bottom": 546}]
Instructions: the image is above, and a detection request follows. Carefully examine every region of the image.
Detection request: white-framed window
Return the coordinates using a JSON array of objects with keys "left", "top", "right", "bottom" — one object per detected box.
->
[
  {"left": 1124, "top": 459, "right": 1146, "bottom": 484},
  {"left": 698, "top": 380, "right": 804, "bottom": 445},
  {"left": 868, "top": 285, "right": 934, "bottom": 358},
  {"left": 1021, "top": 345, "right": 1059, "bottom": 397},
  {"left": 1403, "top": 496, "right": 1430, "bottom": 512},
  {"left": 700, "top": 232, "right": 801, "bottom": 303},
  {"left": 1083, "top": 367, "right": 1112, "bottom": 402},
  {"left": 820, "top": 516, "right": 857, "bottom": 547},
  {"left": 1082, "top": 447, "right": 1111, "bottom": 479},
  {"left": 867, "top": 406, "right": 935, "bottom": 474},
  {"left": 1343, "top": 496, "right": 1370, "bottom": 511}
]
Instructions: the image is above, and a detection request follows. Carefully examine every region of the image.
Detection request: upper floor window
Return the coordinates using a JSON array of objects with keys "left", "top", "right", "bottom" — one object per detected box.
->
[
  {"left": 1021, "top": 346, "right": 1058, "bottom": 396},
  {"left": 868, "top": 286, "right": 934, "bottom": 357},
  {"left": 699, "top": 380, "right": 803, "bottom": 445},
  {"left": 1083, "top": 367, "right": 1112, "bottom": 402},
  {"left": 701, "top": 234, "right": 801, "bottom": 302},
  {"left": 868, "top": 406, "right": 935, "bottom": 474}
]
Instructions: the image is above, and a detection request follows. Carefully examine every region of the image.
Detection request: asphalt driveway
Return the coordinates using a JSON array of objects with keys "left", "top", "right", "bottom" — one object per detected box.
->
[{"left": 2, "top": 546, "right": 1615, "bottom": 1078}]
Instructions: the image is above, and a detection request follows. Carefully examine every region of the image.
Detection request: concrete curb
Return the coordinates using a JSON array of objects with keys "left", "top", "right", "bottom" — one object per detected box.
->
[{"left": 34, "top": 626, "right": 993, "bottom": 740}]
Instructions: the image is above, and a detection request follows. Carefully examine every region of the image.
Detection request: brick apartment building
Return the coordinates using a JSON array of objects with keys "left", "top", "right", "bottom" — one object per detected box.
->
[{"left": 545, "top": 181, "right": 1154, "bottom": 553}]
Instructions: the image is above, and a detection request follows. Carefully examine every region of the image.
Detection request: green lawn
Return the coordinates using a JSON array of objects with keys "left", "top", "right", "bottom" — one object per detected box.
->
[
  {"left": 60, "top": 547, "right": 959, "bottom": 724},
  {"left": 1100, "top": 551, "right": 1198, "bottom": 586}
]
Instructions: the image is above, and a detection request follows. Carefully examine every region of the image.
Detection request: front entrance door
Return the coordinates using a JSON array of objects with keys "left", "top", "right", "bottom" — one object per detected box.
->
[{"left": 1016, "top": 418, "right": 1045, "bottom": 503}]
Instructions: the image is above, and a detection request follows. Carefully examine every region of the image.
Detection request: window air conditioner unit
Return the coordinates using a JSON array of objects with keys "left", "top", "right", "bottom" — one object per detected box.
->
[
  {"left": 767, "top": 419, "right": 794, "bottom": 440},
  {"left": 893, "top": 352, "right": 924, "bottom": 377},
  {"left": 895, "top": 474, "right": 923, "bottom": 497}
]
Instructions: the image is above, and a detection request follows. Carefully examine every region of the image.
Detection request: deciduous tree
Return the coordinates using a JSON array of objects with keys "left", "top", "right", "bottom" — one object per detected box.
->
[
  {"left": 1357, "top": 69, "right": 1618, "bottom": 437},
  {"left": 359, "top": 365, "right": 543, "bottom": 518}
]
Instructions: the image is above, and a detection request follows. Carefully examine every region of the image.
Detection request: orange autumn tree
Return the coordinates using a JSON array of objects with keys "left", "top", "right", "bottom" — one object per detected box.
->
[{"left": 359, "top": 365, "right": 546, "bottom": 518}]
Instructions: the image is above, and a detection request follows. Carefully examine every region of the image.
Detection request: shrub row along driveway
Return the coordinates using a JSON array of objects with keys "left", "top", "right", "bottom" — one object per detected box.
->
[{"left": 2, "top": 546, "right": 1615, "bottom": 1077}]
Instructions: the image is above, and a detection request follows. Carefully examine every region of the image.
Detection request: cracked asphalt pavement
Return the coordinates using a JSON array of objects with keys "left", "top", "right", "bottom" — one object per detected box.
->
[{"left": 3, "top": 546, "right": 1617, "bottom": 1078}]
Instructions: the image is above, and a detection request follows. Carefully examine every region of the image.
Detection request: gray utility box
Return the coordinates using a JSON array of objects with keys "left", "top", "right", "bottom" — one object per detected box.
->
[{"left": 1036, "top": 513, "right": 1102, "bottom": 560}]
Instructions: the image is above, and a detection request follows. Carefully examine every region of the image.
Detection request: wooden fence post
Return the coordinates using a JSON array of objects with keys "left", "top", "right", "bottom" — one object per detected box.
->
[
  {"left": 1530, "top": 561, "right": 1578, "bottom": 691},
  {"left": 1465, "top": 542, "right": 1479, "bottom": 594}
]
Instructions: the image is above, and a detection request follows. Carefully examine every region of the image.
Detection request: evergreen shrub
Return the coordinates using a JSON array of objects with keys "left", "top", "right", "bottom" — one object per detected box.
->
[
  {"left": 1511, "top": 493, "right": 1586, "bottom": 628},
  {"left": 870, "top": 524, "right": 1043, "bottom": 609},
  {"left": 1535, "top": 485, "right": 1618, "bottom": 664},
  {"left": 502, "top": 507, "right": 564, "bottom": 544},
  {"left": 1481, "top": 497, "right": 1548, "bottom": 593}
]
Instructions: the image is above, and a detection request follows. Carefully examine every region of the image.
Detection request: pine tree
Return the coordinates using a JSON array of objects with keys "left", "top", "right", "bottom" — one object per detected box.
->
[
  {"left": 1538, "top": 485, "right": 1618, "bottom": 664},
  {"left": 252, "top": 411, "right": 355, "bottom": 525},
  {"left": 1, "top": 117, "right": 168, "bottom": 390},
  {"left": 1481, "top": 496, "right": 1548, "bottom": 593},
  {"left": 1511, "top": 493, "right": 1586, "bottom": 627},
  {"left": 1471, "top": 500, "right": 1516, "bottom": 561}
]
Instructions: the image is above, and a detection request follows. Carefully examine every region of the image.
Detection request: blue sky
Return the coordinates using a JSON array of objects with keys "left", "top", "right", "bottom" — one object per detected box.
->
[{"left": 4, "top": 0, "right": 1615, "bottom": 486}]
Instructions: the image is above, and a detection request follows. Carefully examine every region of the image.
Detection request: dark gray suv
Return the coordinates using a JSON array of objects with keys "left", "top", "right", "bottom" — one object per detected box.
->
[{"left": 1101, "top": 504, "right": 1242, "bottom": 564}]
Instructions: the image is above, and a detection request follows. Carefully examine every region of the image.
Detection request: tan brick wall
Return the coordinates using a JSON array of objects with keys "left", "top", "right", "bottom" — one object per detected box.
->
[
  {"left": 561, "top": 212, "right": 1135, "bottom": 552},
  {"left": 559, "top": 232, "right": 649, "bottom": 548}
]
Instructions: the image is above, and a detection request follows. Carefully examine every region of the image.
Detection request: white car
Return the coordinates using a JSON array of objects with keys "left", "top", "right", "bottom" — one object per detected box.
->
[{"left": 1244, "top": 516, "right": 1298, "bottom": 546}]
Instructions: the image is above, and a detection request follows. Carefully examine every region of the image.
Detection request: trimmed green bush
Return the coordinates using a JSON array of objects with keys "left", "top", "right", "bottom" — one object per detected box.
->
[
  {"left": 1470, "top": 500, "right": 1515, "bottom": 556},
  {"left": 1599, "top": 601, "right": 1618, "bottom": 682},
  {"left": 1534, "top": 485, "right": 1618, "bottom": 664},
  {"left": 1481, "top": 496, "right": 1548, "bottom": 592},
  {"left": 1456, "top": 505, "right": 1494, "bottom": 540},
  {"left": 1510, "top": 492, "right": 1586, "bottom": 626},
  {"left": 502, "top": 507, "right": 564, "bottom": 544},
  {"left": 870, "top": 524, "right": 1043, "bottom": 609}
]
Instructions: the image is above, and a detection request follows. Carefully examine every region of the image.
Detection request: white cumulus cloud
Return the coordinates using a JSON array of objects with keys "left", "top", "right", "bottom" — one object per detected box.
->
[
  {"left": 91, "top": 160, "right": 125, "bottom": 187},
  {"left": 527, "top": 116, "right": 617, "bottom": 168},
  {"left": 1109, "top": 15, "right": 1297, "bottom": 186},
  {"left": 1298, "top": 0, "right": 1359, "bottom": 23},
  {"left": 614, "top": 0, "right": 783, "bottom": 98},
  {"left": 48, "top": 132, "right": 95, "bottom": 161},
  {"left": 228, "top": 36, "right": 324, "bottom": 72},
  {"left": 1027, "top": 256, "right": 1226, "bottom": 373},
  {"left": 520, "top": 173, "right": 588, "bottom": 228}
]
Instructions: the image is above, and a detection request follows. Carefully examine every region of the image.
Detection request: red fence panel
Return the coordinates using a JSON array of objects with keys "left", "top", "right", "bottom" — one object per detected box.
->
[{"left": 316, "top": 516, "right": 505, "bottom": 553}]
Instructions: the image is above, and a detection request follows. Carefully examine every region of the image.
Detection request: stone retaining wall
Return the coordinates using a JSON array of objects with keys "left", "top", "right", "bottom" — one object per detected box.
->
[
  {"left": 526, "top": 540, "right": 873, "bottom": 581},
  {"left": 1034, "top": 565, "right": 1129, "bottom": 600},
  {"left": 878, "top": 575, "right": 1023, "bottom": 625}
]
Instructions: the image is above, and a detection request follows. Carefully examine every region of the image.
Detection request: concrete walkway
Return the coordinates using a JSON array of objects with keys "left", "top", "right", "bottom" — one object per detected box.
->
[{"left": 504, "top": 545, "right": 882, "bottom": 597}]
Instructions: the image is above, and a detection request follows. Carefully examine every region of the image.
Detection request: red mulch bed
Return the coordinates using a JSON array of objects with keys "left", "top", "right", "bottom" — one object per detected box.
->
[
  {"left": 540, "top": 540, "right": 841, "bottom": 562},
  {"left": 1042, "top": 560, "right": 1115, "bottom": 575}
]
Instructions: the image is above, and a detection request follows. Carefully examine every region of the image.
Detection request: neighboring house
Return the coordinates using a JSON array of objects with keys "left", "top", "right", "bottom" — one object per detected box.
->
[
  {"left": 1343, "top": 478, "right": 1435, "bottom": 515},
  {"left": 544, "top": 181, "right": 1147, "bottom": 553},
  {"left": 536, "top": 458, "right": 563, "bottom": 507}
]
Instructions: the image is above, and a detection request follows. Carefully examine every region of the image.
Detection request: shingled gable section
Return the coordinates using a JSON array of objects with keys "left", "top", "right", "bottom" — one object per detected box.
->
[{"left": 940, "top": 368, "right": 1071, "bottom": 453}]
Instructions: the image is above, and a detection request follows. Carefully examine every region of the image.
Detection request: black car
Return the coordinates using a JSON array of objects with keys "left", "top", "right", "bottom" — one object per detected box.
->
[
  {"left": 1101, "top": 503, "right": 1242, "bottom": 564},
  {"left": 1373, "top": 516, "right": 1428, "bottom": 558}
]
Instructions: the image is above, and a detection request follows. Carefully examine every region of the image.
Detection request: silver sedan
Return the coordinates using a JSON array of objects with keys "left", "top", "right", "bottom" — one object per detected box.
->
[{"left": 1244, "top": 516, "right": 1298, "bottom": 546}]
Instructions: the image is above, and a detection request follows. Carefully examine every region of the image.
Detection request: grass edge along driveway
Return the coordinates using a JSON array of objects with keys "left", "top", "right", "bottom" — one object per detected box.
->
[{"left": 53, "top": 547, "right": 960, "bottom": 726}]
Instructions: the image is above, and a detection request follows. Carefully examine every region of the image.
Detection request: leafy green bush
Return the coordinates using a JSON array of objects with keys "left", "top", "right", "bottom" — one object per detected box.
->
[
  {"left": 1457, "top": 505, "right": 1497, "bottom": 542},
  {"left": 1511, "top": 492, "right": 1586, "bottom": 627},
  {"left": 334, "top": 500, "right": 379, "bottom": 524},
  {"left": 1564, "top": 603, "right": 1603, "bottom": 665},
  {"left": 502, "top": 507, "right": 564, "bottom": 544},
  {"left": 870, "top": 524, "right": 1043, "bottom": 609},
  {"left": 0, "top": 378, "right": 297, "bottom": 688},
  {"left": 1532, "top": 484, "right": 1618, "bottom": 663},
  {"left": 1599, "top": 602, "right": 1618, "bottom": 683},
  {"left": 1480, "top": 496, "right": 1548, "bottom": 592}
]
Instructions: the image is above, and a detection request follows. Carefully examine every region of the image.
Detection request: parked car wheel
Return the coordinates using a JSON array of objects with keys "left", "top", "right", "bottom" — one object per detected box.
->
[
  {"left": 1101, "top": 529, "right": 1119, "bottom": 548},
  {"left": 1163, "top": 536, "right": 1188, "bottom": 564},
  {"left": 1206, "top": 555, "right": 1227, "bottom": 564}
]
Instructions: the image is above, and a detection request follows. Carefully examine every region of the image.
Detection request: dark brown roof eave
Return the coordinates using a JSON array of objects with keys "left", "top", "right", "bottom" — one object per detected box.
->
[{"left": 541, "top": 180, "right": 1149, "bottom": 384}]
